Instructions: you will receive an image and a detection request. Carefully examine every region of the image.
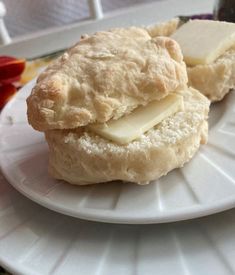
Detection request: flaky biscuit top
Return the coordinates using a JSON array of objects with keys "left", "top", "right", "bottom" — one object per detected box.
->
[{"left": 27, "top": 27, "right": 188, "bottom": 131}]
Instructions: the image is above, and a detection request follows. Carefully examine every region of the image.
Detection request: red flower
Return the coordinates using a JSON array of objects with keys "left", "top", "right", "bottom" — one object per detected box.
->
[{"left": 0, "top": 56, "right": 26, "bottom": 109}]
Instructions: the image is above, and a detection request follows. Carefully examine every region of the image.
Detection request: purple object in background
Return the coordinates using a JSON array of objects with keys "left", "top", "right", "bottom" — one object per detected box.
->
[
  {"left": 189, "top": 13, "right": 214, "bottom": 20},
  {"left": 179, "top": 13, "right": 213, "bottom": 25}
]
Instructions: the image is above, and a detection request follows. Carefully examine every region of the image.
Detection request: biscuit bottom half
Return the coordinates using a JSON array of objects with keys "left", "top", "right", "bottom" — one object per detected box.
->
[
  {"left": 188, "top": 48, "right": 235, "bottom": 102},
  {"left": 45, "top": 88, "right": 210, "bottom": 185}
]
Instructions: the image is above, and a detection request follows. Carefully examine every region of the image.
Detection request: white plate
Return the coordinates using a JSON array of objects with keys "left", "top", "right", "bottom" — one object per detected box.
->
[
  {"left": 1, "top": 171, "right": 235, "bottom": 275},
  {"left": 1, "top": 81, "right": 235, "bottom": 224}
]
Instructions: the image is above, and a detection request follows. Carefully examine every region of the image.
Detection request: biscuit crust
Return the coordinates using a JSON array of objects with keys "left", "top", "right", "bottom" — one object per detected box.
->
[
  {"left": 146, "top": 18, "right": 180, "bottom": 38},
  {"left": 27, "top": 28, "right": 187, "bottom": 131},
  {"left": 188, "top": 48, "right": 235, "bottom": 101},
  {"left": 45, "top": 88, "right": 209, "bottom": 185}
]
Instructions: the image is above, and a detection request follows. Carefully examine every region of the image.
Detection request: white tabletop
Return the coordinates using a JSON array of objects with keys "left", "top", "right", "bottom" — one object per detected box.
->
[{"left": 0, "top": 0, "right": 214, "bottom": 58}]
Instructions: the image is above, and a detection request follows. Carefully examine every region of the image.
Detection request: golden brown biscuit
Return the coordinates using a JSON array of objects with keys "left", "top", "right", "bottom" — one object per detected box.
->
[
  {"left": 167, "top": 19, "right": 235, "bottom": 102},
  {"left": 146, "top": 17, "right": 180, "bottom": 38},
  {"left": 188, "top": 48, "right": 235, "bottom": 102},
  {"left": 27, "top": 28, "right": 187, "bottom": 131},
  {"left": 45, "top": 88, "right": 209, "bottom": 185}
]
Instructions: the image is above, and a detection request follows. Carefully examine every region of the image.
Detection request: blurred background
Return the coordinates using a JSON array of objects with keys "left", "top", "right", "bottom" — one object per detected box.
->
[{"left": 2, "top": 0, "right": 159, "bottom": 38}]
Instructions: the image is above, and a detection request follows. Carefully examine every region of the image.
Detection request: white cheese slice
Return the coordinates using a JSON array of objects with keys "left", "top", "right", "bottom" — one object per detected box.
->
[
  {"left": 89, "top": 94, "right": 184, "bottom": 144},
  {"left": 171, "top": 20, "right": 235, "bottom": 66}
]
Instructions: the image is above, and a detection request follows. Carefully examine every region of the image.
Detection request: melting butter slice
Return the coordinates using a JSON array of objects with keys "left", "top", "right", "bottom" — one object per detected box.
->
[
  {"left": 89, "top": 94, "right": 184, "bottom": 144},
  {"left": 171, "top": 20, "right": 235, "bottom": 66}
]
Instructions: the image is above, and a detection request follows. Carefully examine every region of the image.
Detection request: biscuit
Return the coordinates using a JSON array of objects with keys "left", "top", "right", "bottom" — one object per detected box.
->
[
  {"left": 146, "top": 17, "right": 180, "bottom": 37},
  {"left": 27, "top": 28, "right": 187, "bottom": 131},
  {"left": 188, "top": 48, "right": 235, "bottom": 101},
  {"left": 45, "top": 87, "right": 209, "bottom": 185}
]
